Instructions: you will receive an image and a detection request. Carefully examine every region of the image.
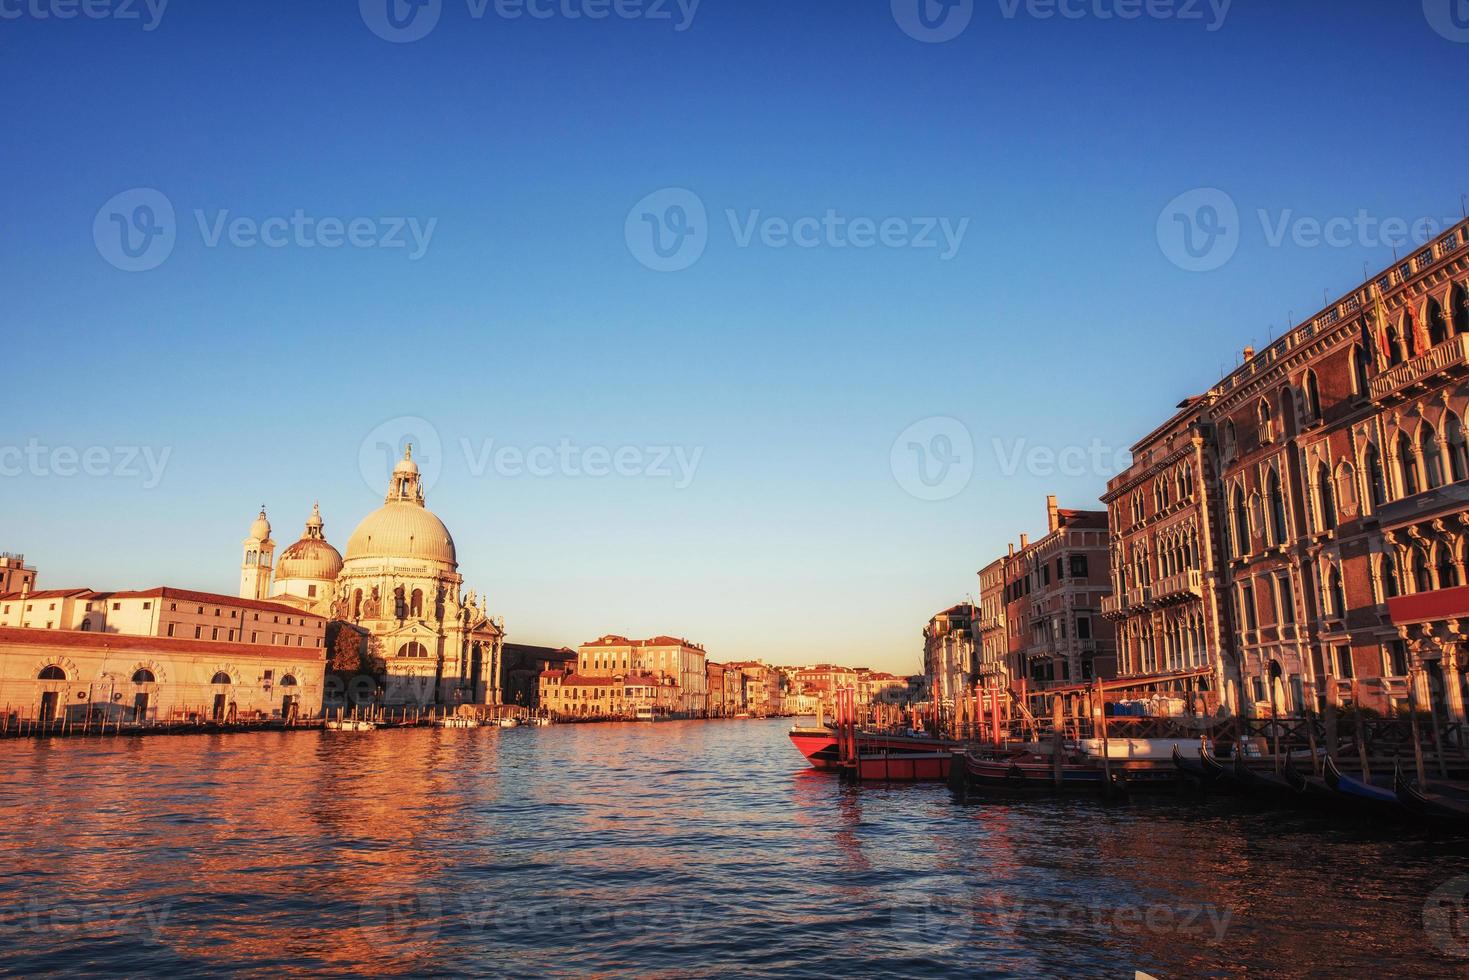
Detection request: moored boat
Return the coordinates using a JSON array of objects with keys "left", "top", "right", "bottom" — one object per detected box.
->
[
  {"left": 788, "top": 726, "right": 960, "bottom": 771},
  {"left": 1395, "top": 764, "right": 1469, "bottom": 831},
  {"left": 1323, "top": 755, "right": 1406, "bottom": 820},
  {"left": 325, "top": 719, "right": 377, "bottom": 732}
]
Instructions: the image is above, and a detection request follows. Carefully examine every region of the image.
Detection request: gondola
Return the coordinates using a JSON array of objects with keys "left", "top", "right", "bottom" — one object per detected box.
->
[
  {"left": 1395, "top": 764, "right": 1469, "bottom": 832},
  {"left": 1172, "top": 744, "right": 1213, "bottom": 783},
  {"left": 1229, "top": 747, "right": 1305, "bottom": 805},
  {"left": 1198, "top": 743, "right": 1231, "bottom": 780},
  {"left": 1323, "top": 755, "right": 1407, "bottom": 820}
]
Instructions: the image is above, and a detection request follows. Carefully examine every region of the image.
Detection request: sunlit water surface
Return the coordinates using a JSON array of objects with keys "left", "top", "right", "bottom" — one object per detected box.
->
[{"left": 0, "top": 719, "right": 1464, "bottom": 977}]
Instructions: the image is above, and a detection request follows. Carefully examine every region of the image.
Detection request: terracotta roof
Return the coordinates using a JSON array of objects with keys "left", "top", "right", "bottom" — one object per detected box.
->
[
  {"left": 104, "top": 587, "right": 324, "bottom": 621},
  {"left": 0, "top": 626, "right": 326, "bottom": 662},
  {"left": 0, "top": 589, "right": 98, "bottom": 602}
]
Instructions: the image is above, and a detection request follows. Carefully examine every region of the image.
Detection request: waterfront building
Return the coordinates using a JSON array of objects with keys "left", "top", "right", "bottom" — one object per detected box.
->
[
  {"left": 502, "top": 643, "right": 577, "bottom": 710},
  {"left": 922, "top": 603, "right": 975, "bottom": 708},
  {"left": 0, "top": 554, "right": 36, "bottom": 595},
  {"left": 576, "top": 634, "right": 708, "bottom": 715},
  {"left": 1003, "top": 498, "right": 1115, "bottom": 694},
  {"left": 0, "top": 624, "right": 326, "bottom": 724},
  {"left": 1101, "top": 399, "right": 1231, "bottom": 712},
  {"left": 1101, "top": 214, "right": 1469, "bottom": 722},
  {"left": 976, "top": 558, "right": 1008, "bottom": 686},
  {"left": 706, "top": 660, "right": 729, "bottom": 715},
  {"left": 724, "top": 661, "right": 775, "bottom": 716},
  {"left": 538, "top": 669, "right": 676, "bottom": 719},
  {"left": 240, "top": 446, "right": 505, "bottom": 709}
]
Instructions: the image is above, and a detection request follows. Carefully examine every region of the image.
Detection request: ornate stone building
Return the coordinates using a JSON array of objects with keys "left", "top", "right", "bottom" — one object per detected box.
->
[
  {"left": 245, "top": 446, "right": 505, "bottom": 709},
  {"left": 1103, "top": 215, "right": 1469, "bottom": 722}
]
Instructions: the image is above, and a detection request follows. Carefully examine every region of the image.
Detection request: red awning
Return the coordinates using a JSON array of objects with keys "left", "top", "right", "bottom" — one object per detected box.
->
[{"left": 1386, "top": 586, "right": 1469, "bottom": 625}]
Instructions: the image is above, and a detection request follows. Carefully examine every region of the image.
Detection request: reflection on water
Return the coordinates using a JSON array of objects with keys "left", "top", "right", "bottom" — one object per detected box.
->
[{"left": 0, "top": 719, "right": 1465, "bottom": 977}]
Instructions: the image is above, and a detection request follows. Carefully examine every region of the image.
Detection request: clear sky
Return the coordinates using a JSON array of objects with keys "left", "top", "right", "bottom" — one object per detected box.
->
[{"left": 3, "top": 0, "right": 1468, "bottom": 673}]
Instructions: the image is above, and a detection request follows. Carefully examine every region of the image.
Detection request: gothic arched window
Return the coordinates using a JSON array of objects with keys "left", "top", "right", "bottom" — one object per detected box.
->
[
  {"left": 1351, "top": 344, "right": 1370, "bottom": 396},
  {"left": 1399, "top": 432, "right": 1421, "bottom": 496},
  {"left": 1447, "top": 413, "right": 1469, "bottom": 483},
  {"left": 1267, "top": 470, "right": 1288, "bottom": 545},
  {"left": 1414, "top": 547, "right": 1433, "bottom": 593},
  {"left": 1423, "top": 425, "right": 1445, "bottom": 490},
  {"left": 1231, "top": 487, "right": 1249, "bottom": 557},
  {"left": 1437, "top": 544, "right": 1460, "bottom": 589},
  {"left": 1316, "top": 462, "right": 1337, "bottom": 530},
  {"left": 1366, "top": 443, "right": 1387, "bottom": 508},
  {"left": 1303, "top": 370, "right": 1322, "bottom": 422},
  {"left": 1452, "top": 283, "right": 1469, "bottom": 336},
  {"left": 1428, "top": 298, "right": 1449, "bottom": 347}
]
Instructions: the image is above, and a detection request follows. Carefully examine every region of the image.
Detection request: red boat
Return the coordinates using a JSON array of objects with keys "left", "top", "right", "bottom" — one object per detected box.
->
[{"left": 788, "top": 725, "right": 960, "bottom": 771}]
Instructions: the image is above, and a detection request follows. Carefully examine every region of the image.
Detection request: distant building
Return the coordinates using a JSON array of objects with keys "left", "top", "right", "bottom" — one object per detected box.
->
[
  {"left": 922, "top": 603, "right": 975, "bottom": 707},
  {"left": 0, "top": 554, "right": 36, "bottom": 595},
  {"left": 576, "top": 634, "right": 708, "bottom": 715},
  {"left": 501, "top": 643, "right": 577, "bottom": 710}
]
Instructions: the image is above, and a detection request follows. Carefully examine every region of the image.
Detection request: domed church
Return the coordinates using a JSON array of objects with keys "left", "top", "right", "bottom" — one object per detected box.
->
[{"left": 239, "top": 447, "right": 503, "bottom": 709}]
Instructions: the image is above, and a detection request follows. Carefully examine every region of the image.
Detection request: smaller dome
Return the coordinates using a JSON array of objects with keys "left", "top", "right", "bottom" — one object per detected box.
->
[
  {"left": 394, "top": 444, "right": 420, "bottom": 477},
  {"left": 248, "top": 507, "right": 272, "bottom": 542},
  {"left": 276, "top": 504, "right": 343, "bottom": 582},
  {"left": 277, "top": 537, "right": 344, "bottom": 582}
]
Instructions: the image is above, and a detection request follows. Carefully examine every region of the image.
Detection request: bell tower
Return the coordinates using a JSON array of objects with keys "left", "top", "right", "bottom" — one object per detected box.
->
[{"left": 240, "top": 506, "right": 275, "bottom": 601}]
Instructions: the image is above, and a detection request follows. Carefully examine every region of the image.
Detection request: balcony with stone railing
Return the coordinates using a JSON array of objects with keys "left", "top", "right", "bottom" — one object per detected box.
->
[
  {"left": 1149, "top": 569, "right": 1203, "bottom": 606},
  {"left": 1370, "top": 334, "right": 1469, "bottom": 405},
  {"left": 1100, "top": 588, "right": 1151, "bottom": 620},
  {"left": 977, "top": 616, "right": 1003, "bottom": 634}
]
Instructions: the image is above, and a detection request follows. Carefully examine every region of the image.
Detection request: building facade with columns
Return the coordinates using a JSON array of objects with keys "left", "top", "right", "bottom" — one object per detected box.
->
[{"left": 1099, "top": 214, "right": 1469, "bottom": 722}]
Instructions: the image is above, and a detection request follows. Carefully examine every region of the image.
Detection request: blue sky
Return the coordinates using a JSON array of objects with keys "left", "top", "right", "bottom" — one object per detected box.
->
[{"left": 3, "top": 0, "right": 1468, "bottom": 672}]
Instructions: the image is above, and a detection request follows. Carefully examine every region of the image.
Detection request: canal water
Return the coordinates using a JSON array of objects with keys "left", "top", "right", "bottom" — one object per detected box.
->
[{"left": 0, "top": 718, "right": 1464, "bottom": 977}]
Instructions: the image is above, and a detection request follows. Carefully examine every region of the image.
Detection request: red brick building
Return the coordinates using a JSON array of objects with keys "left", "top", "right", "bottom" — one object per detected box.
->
[{"left": 1104, "top": 215, "right": 1469, "bottom": 722}]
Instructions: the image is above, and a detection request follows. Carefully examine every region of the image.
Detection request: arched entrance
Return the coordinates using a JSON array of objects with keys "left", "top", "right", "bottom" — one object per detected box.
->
[
  {"left": 37, "top": 665, "right": 66, "bottom": 722},
  {"left": 280, "top": 675, "right": 299, "bottom": 722},
  {"left": 210, "top": 671, "right": 232, "bottom": 722},
  {"left": 131, "top": 668, "right": 156, "bottom": 723}
]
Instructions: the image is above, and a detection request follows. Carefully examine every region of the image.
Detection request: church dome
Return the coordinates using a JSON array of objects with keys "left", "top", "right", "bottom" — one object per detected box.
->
[
  {"left": 276, "top": 504, "right": 344, "bottom": 582},
  {"left": 343, "top": 445, "right": 457, "bottom": 568},
  {"left": 345, "top": 503, "right": 457, "bottom": 566}
]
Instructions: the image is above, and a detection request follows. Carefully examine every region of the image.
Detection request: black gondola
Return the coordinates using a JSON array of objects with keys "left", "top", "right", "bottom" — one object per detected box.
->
[
  {"left": 1395, "top": 763, "right": 1469, "bottom": 832},
  {"left": 1229, "top": 747, "right": 1305, "bottom": 804},
  {"left": 1171, "top": 744, "right": 1211, "bottom": 782}
]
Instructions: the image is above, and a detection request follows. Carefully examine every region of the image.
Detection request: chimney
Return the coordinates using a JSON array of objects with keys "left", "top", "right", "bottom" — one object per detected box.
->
[
  {"left": 1019, "top": 533, "right": 1029, "bottom": 550},
  {"left": 1243, "top": 346, "right": 1255, "bottom": 361},
  {"left": 1047, "top": 494, "right": 1059, "bottom": 532}
]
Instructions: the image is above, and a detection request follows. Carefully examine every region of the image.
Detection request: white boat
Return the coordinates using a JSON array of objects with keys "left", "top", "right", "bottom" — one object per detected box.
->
[
  {"left": 325, "top": 719, "right": 377, "bottom": 732},
  {"left": 530, "top": 716, "right": 552, "bottom": 727},
  {"left": 435, "top": 717, "right": 481, "bottom": 729},
  {"left": 634, "top": 707, "right": 657, "bottom": 722},
  {"left": 496, "top": 717, "right": 519, "bottom": 728}
]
